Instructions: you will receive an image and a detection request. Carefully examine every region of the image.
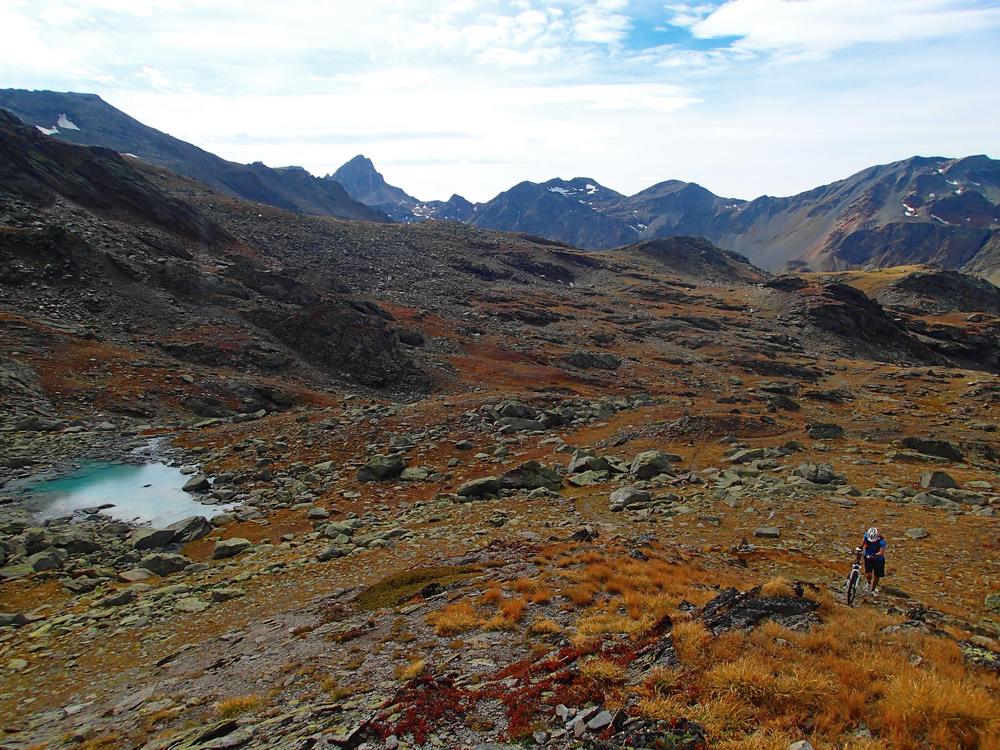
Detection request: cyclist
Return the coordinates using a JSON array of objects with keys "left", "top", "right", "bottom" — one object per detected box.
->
[{"left": 861, "top": 527, "right": 886, "bottom": 596}]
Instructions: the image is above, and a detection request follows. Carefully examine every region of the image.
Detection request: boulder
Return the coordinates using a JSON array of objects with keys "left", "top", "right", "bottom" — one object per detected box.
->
[
  {"left": 499, "top": 461, "right": 562, "bottom": 491},
  {"left": 167, "top": 516, "right": 213, "bottom": 544},
  {"left": 27, "top": 548, "right": 67, "bottom": 571},
  {"left": 498, "top": 417, "right": 547, "bottom": 432},
  {"left": 726, "top": 448, "right": 765, "bottom": 464},
  {"left": 457, "top": 476, "right": 502, "bottom": 499},
  {"left": 900, "top": 437, "right": 963, "bottom": 461},
  {"left": 700, "top": 586, "right": 820, "bottom": 633},
  {"left": 562, "top": 350, "right": 621, "bottom": 371},
  {"left": 806, "top": 423, "right": 844, "bottom": 439},
  {"left": 130, "top": 528, "right": 175, "bottom": 550},
  {"left": 753, "top": 527, "right": 781, "bottom": 539},
  {"left": 317, "top": 545, "right": 347, "bottom": 561},
  {"left": 630, "top": 450, "right": 679, "bottom": 480},
  {"left": 905, "top": 527, "right": 929, "bottom": 539},
  {"left": 609, "top": 487, "right": 652, "bottom": 511},
  {"left": 568, "top": 449, "right": 612, "bottom": 474},
  {"left": 400, "top": 467, "right": 430, "bottom": 481},
  {"left": 182, "top": 474, "right": 211, "bottom": 492},
  {"left": 792, "top": 462, "right": 837, "bottom": 485},
  {"left": 357, "top": 454, "right": 405, "bottom": 482},
  {"left": 919, "top": 471, "right": 957, "bottom": 489},
  {"left": 140, "top": 553, "right": 190, "bottom": 576},
  {"left": 212, "top": 538, "right": 251, "bottom": 559}
]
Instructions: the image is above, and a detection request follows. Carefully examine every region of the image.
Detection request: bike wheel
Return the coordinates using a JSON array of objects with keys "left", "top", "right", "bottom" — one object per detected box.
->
[{"left": 846, "top": 571, "right": 859, "bottom": 606}]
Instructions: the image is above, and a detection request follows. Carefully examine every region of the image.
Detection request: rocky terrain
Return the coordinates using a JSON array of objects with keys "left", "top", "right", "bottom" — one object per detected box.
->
[{"left": 1, "top": 106, "right": 999, "bottom": 750}]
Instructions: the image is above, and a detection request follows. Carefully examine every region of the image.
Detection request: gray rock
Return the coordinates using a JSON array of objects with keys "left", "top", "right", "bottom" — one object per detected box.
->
[
  {"left": 919, "top": 471, "right": 957, "bottom": 489},
  {"left": 568, "top": 449, "right": 612, "bottom": 474},
  {"left": 99, "top": 588, "right": 136, "bottom": 607},
  {"left": 400, "top": 467, "right": 430, "bottom": 481},
  {"left": 807, "top": 423, "right": 844, "bottom": 439},
  {"left": 182, "top": 474, "right": 211, "bottom": 492},
  {"left": 357, "top": 454, "right": 405, "bottom": 482},
  {"left": 630, "top": 450, "right": 679, "bottom": 479},
  {"left": 212, "top": 538, "right": 252, "bottom": 559},
  {"left": 905, "top": 527, "right": 928, "bottom": 539},
  {"left": 586, "top": 710, "right": 614, "bottom": 731},
  {"left": 753, "top": 527, "right": 781, "bottom": 539},
  {"left": 317, "top": 545, "right": 347, "bottom": 561},
  {"left": 727, "top": 448, "right": 765, "bottom": 464},
  {"left": 167, "top": 515, "right": 213, "bottom": 544},
  {"left": 500, "top": 461, "right": 562, "bottom": 491},
  {"left": 609, "top": 487, "right": 652, "bottom": 511},
  {"left": 139, "top": 553, "right": 190, "bottom": 576},
  {"left": 900, "top": 437, "right": 963, "bottom": 461},
  {"left": 210, "top": 587, "right": 245, "bottom": 602},
  {"left": 130, "top": 528, "right": 175, "bottom": 550},
  {"left": 788, "top": 742, "right": 815, "bottom": 750},
  {"left": 457, "top": 476, "right": 502, "bottom": 499},
  {"left": 793, "top": 462, "right": 836, "bottom": 485},
  {"left": 27, "top": 548, "right": 67, "bottom": 571},
  {"left": 174, "top": 597, "right": 209, "bottom": 613}
]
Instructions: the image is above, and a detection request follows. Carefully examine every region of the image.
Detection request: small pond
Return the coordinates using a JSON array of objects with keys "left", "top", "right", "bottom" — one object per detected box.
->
[{"left": 18, "top": 461, "right": 229, "bottom": 527}]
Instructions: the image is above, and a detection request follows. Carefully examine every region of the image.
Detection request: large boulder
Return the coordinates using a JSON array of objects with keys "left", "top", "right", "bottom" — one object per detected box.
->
[
  {"left": 900, "top": 437, "right": 963, "bottom": 461},
  {"left": 27, "top": 548, "right": 67, "bottom": 572},
  {"left": 212, "top": 538, "right": 252, "bottom": 559},
  {"left": 499, "top": 461, "right": 562, "bottom": 491},
  {"left": 457, "top": 476, "right": 502, "bottom": 499},
  {"left": 919, "top": 471, "right": 958, "bottom": 489},
  {"left": 609, "top": 487, "right": 652, "bottom": 511},
  {"left": 630, "top": 450, "right": 679, "bottom": 480},
  {"left": 806, "top": 423, "right": 844, "bottom": 440},
  {"left": 699, "top": 586, "right": 820, "bottom": 633},
  {"left": 129, "top": 528, "right": 175, "bottom": 550},
  {"left": 167, "top": 516, "right": 213, "bottom": 544},
  {"left": 568, "top": 449, "right": 612, "bottom": 474},
  {"left": 182, "top": 474, "right": 211, "bottom": 492},
  {"left": 139, "top": 552, "right": 191, "bottom": 576},
  {"left": 357, "top": 454, "right": 405, "bottom": 482},
  {"left": 792, "top": 462, "right": 837, "bottom": 485}
]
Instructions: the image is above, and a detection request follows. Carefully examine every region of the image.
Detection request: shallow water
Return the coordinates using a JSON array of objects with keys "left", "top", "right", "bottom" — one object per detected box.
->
[{"left": 20, "top": 462, "right": 228, "bottom": 527}]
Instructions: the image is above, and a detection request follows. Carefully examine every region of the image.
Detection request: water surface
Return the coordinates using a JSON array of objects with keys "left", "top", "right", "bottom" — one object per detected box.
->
[{"left": 21, "top": 462, "right": 228, "bottom": 527}]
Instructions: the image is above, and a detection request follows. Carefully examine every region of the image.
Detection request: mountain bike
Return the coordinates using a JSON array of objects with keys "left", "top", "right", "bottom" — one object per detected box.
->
[{"left": 845, "top": 547, "right": 863, "bottom": 606}]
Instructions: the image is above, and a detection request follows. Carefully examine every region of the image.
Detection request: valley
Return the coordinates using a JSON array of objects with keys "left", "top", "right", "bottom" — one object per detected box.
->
[{"left": 0, "top": 99, "right": 998, "bottom": 750}]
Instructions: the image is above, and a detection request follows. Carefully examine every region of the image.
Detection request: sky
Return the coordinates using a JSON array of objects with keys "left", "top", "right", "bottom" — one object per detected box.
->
[{"left": 1, "top": 0, "right": 999, "bottom": 203}]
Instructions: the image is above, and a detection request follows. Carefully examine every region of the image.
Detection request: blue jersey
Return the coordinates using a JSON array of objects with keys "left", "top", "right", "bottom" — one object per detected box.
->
[{"left": 862, "top": 537, "right": 886, "bottom": 559}]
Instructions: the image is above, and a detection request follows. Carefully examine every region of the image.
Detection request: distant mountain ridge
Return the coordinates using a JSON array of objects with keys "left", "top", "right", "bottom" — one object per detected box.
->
[
  {"left": 3, "top": 88, "right": 997, "bottom": 283},
  {"left": 0, "top": 89, "right": 385, "bottom": 222},
  {"left": 331, "top": 152, "right": 1000, "bottom": 283}
]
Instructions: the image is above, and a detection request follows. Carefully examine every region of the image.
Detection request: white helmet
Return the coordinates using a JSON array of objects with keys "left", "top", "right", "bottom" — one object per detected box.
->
[{"left": 866, "top": 527, "right": 879, "bottom": 542}]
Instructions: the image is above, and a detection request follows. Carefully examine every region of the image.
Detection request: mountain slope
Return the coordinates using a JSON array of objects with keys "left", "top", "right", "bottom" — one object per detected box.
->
[
  {"left": 470, "top": 178, "right": 636, "bottom": 249},
  {"left": 0, "top": 88, "right": 386, "bottom": 222}
]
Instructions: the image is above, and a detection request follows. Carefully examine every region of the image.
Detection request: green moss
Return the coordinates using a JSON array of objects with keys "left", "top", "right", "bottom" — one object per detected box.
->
[{"left": 354, "top": 565, "right": 481, "bottom": 611}]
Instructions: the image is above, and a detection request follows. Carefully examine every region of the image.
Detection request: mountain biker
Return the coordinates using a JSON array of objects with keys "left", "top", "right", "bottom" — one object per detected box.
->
[{"left": 861, "top": 527, "right": 886, "bottom": 596}]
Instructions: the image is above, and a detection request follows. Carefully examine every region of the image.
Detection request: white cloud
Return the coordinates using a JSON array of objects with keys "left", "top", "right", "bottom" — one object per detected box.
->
[
  {"left": 689, "top": 0, "right": 1000, "bottom": 60},
  {"left": 0, "top": 0, "right": 996, "bottom": 204}
]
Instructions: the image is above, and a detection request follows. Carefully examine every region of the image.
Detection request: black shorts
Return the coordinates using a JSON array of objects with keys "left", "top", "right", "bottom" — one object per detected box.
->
[{"left": 864, "top": 557, "right": 885, "bottom": 577}]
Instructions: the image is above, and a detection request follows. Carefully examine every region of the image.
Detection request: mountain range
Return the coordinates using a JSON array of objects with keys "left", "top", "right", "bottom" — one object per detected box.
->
[{"left": 1, "top": 88, "right": 997, "bottom": 282}]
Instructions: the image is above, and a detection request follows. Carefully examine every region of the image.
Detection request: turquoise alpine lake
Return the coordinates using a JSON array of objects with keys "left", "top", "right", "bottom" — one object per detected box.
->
[{"left": 19, "top": 462, "right": 229, "bottom": 527}]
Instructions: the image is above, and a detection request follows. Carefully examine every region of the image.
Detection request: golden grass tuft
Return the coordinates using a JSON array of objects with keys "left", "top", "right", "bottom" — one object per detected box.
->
[
  {"left": 880, "top": 670, "right": 999, "bottom": 749},
  {"left": 580, "top": 656, "right": 627, "bottom": 683},
  {"left": 499, "top": 596, "right": 527, "bottom": 622},
  {"left": 214, "top": 694, "right": 264, "bottom": 718},
  {"left": 481, "top": 614, "right": 519, "bottom": 631},
  {"left": 427, "top": 600, "right": 480, "bottom": 636},
  {"left": 706, "top": 653, "right": 836, "bottom": 713},
  {"left": 394, "top": 657, "right": 426, "bottom": 681},
  {"left": 760, "top": 576, "right": 795, "bottom": 598},
  {"left": 528, "top": 617, "right": 562, "bottom": 635}
]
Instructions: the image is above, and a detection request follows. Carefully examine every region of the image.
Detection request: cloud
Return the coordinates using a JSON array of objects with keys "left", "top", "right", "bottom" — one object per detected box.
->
[
  {"left": 0, "top": 0, "right": 996, "bottom": 204},
  {"left": 687, "top": 0, "right": 1000, "bottom": 60}
]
